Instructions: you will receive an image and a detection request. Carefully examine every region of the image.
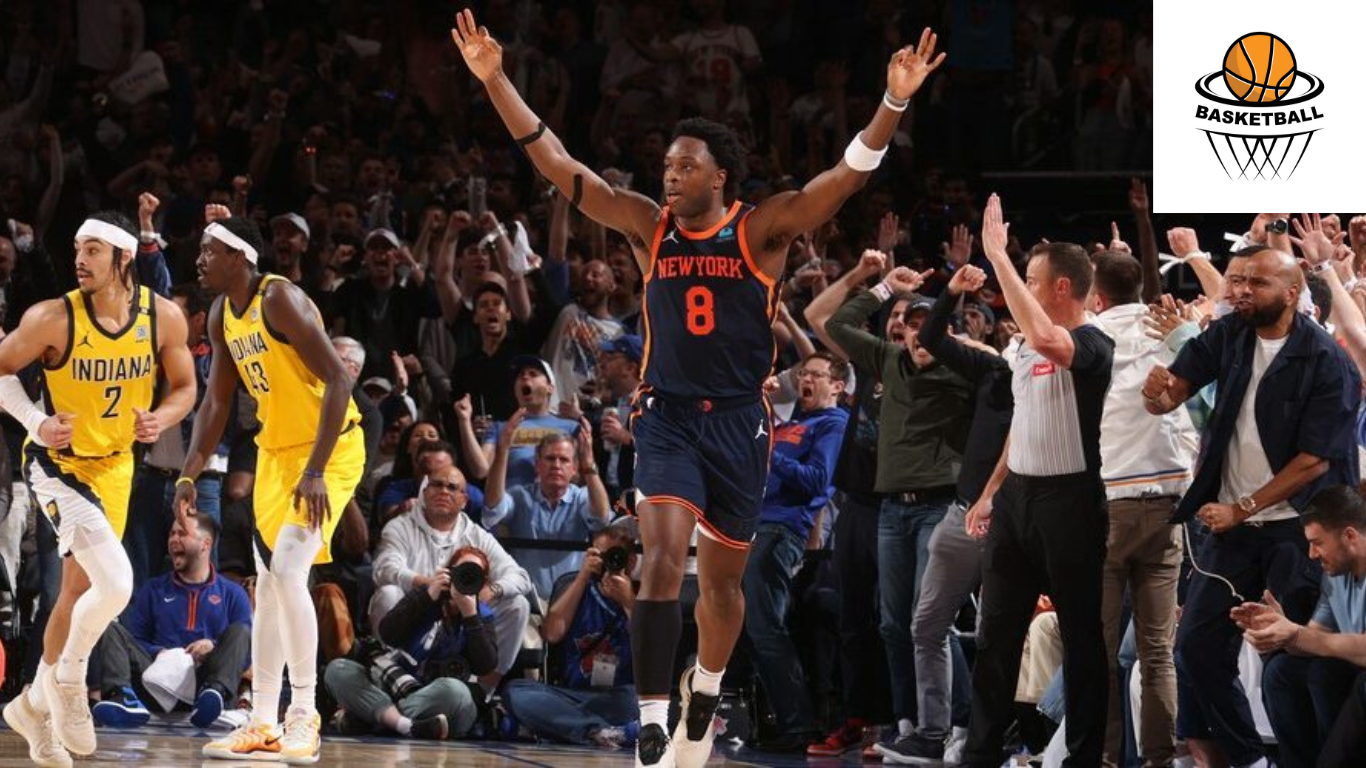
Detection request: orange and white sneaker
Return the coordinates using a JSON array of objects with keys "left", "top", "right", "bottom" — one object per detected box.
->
[
  {"left": 202, "top": 720, "right": 282, "bottom": 761},
  {"left": 278, "top": 706, "right": 322, "bottom": 764}
]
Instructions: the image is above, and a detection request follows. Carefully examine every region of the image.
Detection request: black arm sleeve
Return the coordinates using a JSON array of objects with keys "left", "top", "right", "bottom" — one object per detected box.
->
[
  {"left": 462, "top": 615, "right": 500, "bottom": 676},
  {"left": 920, "top": 290, "right": 1008, "bottom": 384},
  {"left": 377, "top": 587, "right": 441, "bottom": 648}
]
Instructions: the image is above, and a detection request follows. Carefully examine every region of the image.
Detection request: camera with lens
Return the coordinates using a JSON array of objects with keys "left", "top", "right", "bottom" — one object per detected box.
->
[
  {"left": 450, "top": 561, "right": 487, "bottom": 596},
  {"left": 602, "top": 546, "right": 630, "bottom": 574},
  {"left": 371, "top": 651, "right": 421, "bottom": 700}
]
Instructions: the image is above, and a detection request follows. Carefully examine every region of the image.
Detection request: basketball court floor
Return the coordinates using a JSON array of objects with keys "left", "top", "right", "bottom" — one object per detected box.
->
[{"left": 0, "top": 724, "right": 836, "bottom": 767}]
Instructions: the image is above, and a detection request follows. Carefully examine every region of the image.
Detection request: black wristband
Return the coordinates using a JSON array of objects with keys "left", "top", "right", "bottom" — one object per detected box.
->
[{"left": 516, "top": 121, "right": 548, "bottom": 147}]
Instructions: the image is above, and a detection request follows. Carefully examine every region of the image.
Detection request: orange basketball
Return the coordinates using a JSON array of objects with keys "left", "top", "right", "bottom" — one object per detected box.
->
[{"left": 1223, "top": 33, "right": 1296, "bottom": 103}]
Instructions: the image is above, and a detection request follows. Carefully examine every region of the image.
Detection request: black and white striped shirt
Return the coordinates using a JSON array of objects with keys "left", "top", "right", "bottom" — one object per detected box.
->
[{"left": 1007, "top": 325, "right": 1114, "bottom": 477}]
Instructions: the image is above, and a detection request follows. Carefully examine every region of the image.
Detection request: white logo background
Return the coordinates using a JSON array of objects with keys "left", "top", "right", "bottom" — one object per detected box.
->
[{"left": 1154, "top": 0, "right": 1363, "bottom": 213}]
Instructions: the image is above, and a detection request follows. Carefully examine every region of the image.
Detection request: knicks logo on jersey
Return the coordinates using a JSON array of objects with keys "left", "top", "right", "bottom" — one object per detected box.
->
[
  {"left": 69, "top": 354, "right": 154, "bottom": 383},
  {"left": 654, "top": 254, "right": 746, "bottom": 280},
  {"left": 228, "top": 330, "right": 269, "bottom": 363}
]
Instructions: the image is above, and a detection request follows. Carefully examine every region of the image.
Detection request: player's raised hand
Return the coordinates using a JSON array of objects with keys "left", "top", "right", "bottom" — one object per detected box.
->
[
  {"left": 132, "top": 407, "right": 163, "bottom": 443},
  {"left": 886, "top": 27, "right": 947, "bottom": 101},
  {"left": 452, "top": 8, "right": 504, "bottom": 83},
  {"left": 38, "top": 412, "right": 75, "bottom": 449}
]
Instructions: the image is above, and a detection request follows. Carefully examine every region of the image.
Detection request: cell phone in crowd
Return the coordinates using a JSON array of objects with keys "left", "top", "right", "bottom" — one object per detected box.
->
[{"left": 469, "top": 176, "right": 488, "bottom": 218}]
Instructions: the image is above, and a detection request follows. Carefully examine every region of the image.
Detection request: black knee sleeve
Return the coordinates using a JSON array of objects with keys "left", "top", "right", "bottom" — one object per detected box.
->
[{"left": 631, "top": 599, "right": 682, "bottom": 696}]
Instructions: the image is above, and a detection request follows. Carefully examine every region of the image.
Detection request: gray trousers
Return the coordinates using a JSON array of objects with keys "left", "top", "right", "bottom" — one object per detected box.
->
[
  {"left": 323, "top": 657, "right": 479, "bottom": 736},
  {"left": 368, "top": 584, "right": 530, "bottom": 675},
  {"left": 912, "top": 501, "right": 983, "bottom": 737}
]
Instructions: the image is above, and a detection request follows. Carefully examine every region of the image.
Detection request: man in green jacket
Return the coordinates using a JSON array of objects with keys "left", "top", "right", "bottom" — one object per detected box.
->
[{"left": 825, "top": 258, "right": 974, "bottom": 752}]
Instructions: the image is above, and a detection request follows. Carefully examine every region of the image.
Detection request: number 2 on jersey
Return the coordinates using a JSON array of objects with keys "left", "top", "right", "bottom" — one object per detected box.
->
[
  {"left": 101, "top": 385, "right": 122, "bottom": 418},
  {"left": 685, "top": 286, "right": 715, "bottom": 336},
  {"left": 246, "top": 360, "right": 271, "bottom": 393}
]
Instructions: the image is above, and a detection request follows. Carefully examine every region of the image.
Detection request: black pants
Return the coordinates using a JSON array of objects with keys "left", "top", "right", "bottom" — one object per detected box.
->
[
  {"left": 96, "top": 621, "right": 250, "bottom": 709},
  {"left": 1318, "top": 671, "right": 1366, "bottom": 767},
  {"left": 1175, "top": 517, "right": 1320, "bottom": 765},
  {"left": 832, "top": 492, "right": 891, "bottom": 723},
  {"left": 964, "top": 472, "right": 1109, "bottom": 767}
]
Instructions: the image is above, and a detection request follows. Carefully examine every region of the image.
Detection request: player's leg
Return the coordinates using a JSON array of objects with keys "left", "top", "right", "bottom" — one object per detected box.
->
[
  {"left": 632, "top": 499, "right": 695, "bottom": 766},
  {"left": 48, "top": 522, "right": 133, "bottom": 755},
  {"left": 693, "top": 533, "right": 749, "bottom": 686},
  {"left": 206, "top": 448, "right": 290, "bottom": 761},
  {"left": 674, "top": 400, "right": 769, "bottom": 768},
  {"left": 275, "top": 430, "right": 362, "bottom": 763}
]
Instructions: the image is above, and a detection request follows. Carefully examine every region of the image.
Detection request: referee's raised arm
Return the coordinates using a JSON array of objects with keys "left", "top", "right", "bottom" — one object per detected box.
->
[{"left": 980, "top": 194, "right": 1082, "bottom": 367}]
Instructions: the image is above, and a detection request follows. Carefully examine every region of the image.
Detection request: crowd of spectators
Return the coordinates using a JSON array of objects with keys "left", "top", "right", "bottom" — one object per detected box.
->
[{"left": 32, "top": 3, "right": 1366, "bottom": 768}]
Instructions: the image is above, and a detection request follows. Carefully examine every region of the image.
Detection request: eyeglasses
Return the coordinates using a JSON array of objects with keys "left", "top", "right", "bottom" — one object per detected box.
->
[
  {"left": 795, "top": 369, "right": 833, "bottom": 380},
  {"left": 428, "top": 480, "right": 465, "bottom": 493}
]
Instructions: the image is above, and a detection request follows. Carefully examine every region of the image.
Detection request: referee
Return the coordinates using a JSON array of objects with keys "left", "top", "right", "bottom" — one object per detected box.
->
[{"left": 963, "top": 196, "right": 1115, "bottom": 767}]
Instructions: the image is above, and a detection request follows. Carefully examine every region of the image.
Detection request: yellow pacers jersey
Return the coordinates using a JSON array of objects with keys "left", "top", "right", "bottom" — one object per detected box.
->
[
  {"left": 42, "top": 287, "right": 158, "bottom": 457},
  {"left": 222, "top": 274, "right": 359, "bottom": 450}
]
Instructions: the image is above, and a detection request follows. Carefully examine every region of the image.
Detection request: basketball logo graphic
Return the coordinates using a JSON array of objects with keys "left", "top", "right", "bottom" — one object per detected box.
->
[
  {"left": 1193, "top": 32, "right": 1325, "bottom": 180},
  {"left": 1222, "top": 33, "right": 1295, "bottom": 103}
]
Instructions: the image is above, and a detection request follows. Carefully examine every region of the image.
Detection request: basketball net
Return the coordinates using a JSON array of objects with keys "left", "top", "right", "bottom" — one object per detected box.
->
[{"left": 1199, "top": 129, "right": 1317, "bottom": 180}]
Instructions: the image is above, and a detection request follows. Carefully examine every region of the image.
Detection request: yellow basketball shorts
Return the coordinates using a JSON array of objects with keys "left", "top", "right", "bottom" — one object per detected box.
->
[
  {"left": 24, "top": 444, "right": 133, "bottom": 556},
  {"left": 254, "top": 424, "right": 364, "bottom": 566}
]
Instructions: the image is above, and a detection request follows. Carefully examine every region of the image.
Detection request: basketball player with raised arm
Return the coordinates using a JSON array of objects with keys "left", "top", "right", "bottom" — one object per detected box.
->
[
  {"left": 176, "top": 216, "right": 365, "bottom": 764},
  {"left": 453, "top": 9, "right": 945, "bottom": 766},
  {"left": 0, "top": 212, "right": 196, "bottom": 767}
]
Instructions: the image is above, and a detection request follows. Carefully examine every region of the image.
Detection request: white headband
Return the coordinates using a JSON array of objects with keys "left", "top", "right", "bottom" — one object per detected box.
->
[
  {"left": 75, "top": 219, "right": 138, "bottom": 254},
  {"left": 204, "top": 222, "right": 258, "bottom": 264}
]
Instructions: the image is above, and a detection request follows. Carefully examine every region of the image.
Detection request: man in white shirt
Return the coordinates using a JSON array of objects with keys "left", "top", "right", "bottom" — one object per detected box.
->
[{"left": 1092, "top": 251, "right": 1197, "bottom": 766}]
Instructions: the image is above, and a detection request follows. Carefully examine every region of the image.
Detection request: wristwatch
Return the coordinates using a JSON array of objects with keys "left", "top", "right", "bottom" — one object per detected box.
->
[
  {"left": 1236, "top": 495, "right": 1258, "bottom": 517},
  {"left": 1268, "top": 218, "right": 1289, "bottom": 235}
]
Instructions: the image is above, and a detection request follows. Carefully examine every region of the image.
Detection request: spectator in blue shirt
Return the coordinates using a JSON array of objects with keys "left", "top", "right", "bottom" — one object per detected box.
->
[
  {"left": 463, "top": 356, "right": 580, "bottom": 486},
  {"left": 484, "top": 410, "right": 612, "bottom": 600},
  {"left": 744, "top": 351, "right": 848, "bottom": 752},
  {"left": 1234, "top": 485, "right": 1366, "bottom": 768},
  {"left": 92, "top": 513, "right": 252, "bottom": 730},
  {"left": 503, "top": 525, "right": 640, "bottom": 748}
]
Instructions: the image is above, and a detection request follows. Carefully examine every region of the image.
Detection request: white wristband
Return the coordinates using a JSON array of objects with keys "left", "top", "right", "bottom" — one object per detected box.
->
[
  {"left": 1345, "top": 277, "right": 1359, "bottom": 293},
  {"left": 843, "top": 133, "right": 888, "bottom": 173},
  {"left": 870, "top": 281, "right": 894, "bottom": 303},
  {"left": 1310, "top": 261, "right": 1331, "bottom": 274},
  {"left": 882, "top": 90, "right": 909, "bottom": 112},
  {"left": 1182, "top": 251, "right": 1211, "bottom": 263},
  {"left": 0, "top": 375, "right": 49, "bottom": 440}
]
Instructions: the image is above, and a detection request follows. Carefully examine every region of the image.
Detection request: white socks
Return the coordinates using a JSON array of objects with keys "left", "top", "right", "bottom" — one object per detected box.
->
[
  {"left": 899, "top": 718, "right": 915, "bottom": 738},
  {"left": 395, "top": 716, "right": 413, "bottom": 735},
  {"left": 57, "top": 535, "right": 133, "bottom": 685},
  {"left": 693, "top": 664, "right": 724, "bottom": 697},
  {"left": 640, "top": 699, "right": 669, "bottom": 731},
  {"left": 251, "top": 525, "right": 324, "bottom": 726},
  {"left": 28, "top": 660, "right": 52, "bottom": 710}
]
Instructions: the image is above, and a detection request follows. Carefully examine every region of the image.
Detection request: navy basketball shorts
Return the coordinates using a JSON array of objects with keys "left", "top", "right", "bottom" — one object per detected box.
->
[{"left": 630, "top": 390, "right": 774, "bottom": 550}]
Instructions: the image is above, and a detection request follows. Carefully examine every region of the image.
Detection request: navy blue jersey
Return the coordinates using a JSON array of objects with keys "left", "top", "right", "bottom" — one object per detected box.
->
[{"left": 641, "top": 200, "right": 778, "bottom": 400}]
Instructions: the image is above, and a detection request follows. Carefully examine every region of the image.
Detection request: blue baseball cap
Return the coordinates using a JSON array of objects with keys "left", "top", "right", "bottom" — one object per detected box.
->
[{"left": 600, "top": 335, "right": 644, "bottom": 364}]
